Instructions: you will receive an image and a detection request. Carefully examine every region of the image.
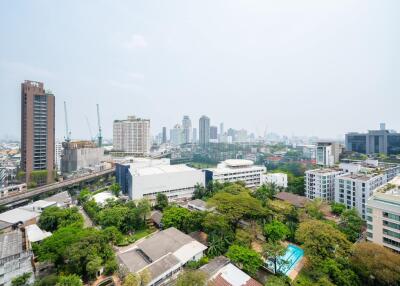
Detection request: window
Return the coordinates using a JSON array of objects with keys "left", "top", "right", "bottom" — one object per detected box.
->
[
  {"left": 383, "top": 229, "right": 400, "bottom": 239},
  {"left": 366, "top": 207, "right": 372, "bottom": 214},
  {"left": 367, "top": 216, "right": 373, "bottom": 222},
  {"left": 367, "top": 232, "right": 373, "bottom": 238}
]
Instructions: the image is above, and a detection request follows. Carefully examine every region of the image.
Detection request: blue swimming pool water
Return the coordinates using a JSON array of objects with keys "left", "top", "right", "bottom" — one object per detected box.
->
[{"left": 266, "top": 244, "right": 304, "bottom": 275}]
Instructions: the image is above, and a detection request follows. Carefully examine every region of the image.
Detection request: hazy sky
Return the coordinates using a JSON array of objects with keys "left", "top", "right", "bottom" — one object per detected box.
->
[{"left": 1, "top": 0, "right": 399, "bottom": 141}]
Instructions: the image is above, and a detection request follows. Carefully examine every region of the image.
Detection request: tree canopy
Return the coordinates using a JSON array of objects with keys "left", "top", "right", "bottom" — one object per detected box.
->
[
  {"left": 175, "top": 270, "right": 207, "bottom": 286},
  {"left": 38, "top": 206, "right": 83, "bottom": 232},
  {"left": 226, "top": 245, "right": 263, "bottom": 276}
]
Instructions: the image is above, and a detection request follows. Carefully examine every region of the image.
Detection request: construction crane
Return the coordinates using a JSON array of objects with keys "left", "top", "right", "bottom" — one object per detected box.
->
[
  {"left": 85, "top": 116, "right": 94, "bottom": 143},
  {"left": 64, "top": 101, "right": 71, "bottom": 142},
  {"left": 96, "top": 104, "right": 102, "bottom": 147}
]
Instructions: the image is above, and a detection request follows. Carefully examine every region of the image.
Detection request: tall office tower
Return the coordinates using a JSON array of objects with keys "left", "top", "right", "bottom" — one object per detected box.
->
[
  {"left": 199, "top": 116, "right": 210, "bottom": 146},
  {"left": 210, "top": 126, "right": 218, "bottom": 141},
  {"left": 55, "top": 142, "right": 63, "bottom": 173},
  {"left": 162, "top": 127, "right": 167, "bottom": 144},
  {"left": 113, "top": 116, "right": 150, "bottom": 156},
  {"left": 170, "top": 124, "right": 184, "bottom": 146},
  {"left": 345, "top": 123, "right": 400, "bottom": 155},
  {"left": 316, "top": 142, "right": 342, "bottom": 167},
  {"left": 192, "top": 128, "right": 197, "bottom": 143},
  {"left": 219, "top": 122, "right": 224, "bottom": 136},
  {"left": 182, "top": 115, "right": 192, "bottom": 144},
  {"left": 20, "top": 80, "right": 55, "bottom": 185}
]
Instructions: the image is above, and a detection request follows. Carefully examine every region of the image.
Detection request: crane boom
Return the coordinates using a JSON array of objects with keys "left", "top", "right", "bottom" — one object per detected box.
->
[
  {"left": 96, "top": 104, "right": 102, "bottom": 147},
  {"left": 85, "top": 116, "right": 94, "bottom": 142},
  {"left": 64, "top": 101, "right": 71, "bottom": 142}
]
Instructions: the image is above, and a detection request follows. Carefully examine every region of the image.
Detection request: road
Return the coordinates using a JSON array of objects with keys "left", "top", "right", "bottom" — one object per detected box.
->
[{"left": 0, "top": 168, "right": 115, "bottom": 206}]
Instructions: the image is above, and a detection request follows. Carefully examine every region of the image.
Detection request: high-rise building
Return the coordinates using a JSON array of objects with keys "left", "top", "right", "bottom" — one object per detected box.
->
[
  {"left": 182, "top": 115, "right": 192, "bottom": 144},
  {"left": 20, "top": 80, "right": 55, "bottom": 185},
  {"left": 210, "top": 126, "right": 218, "bottom": 141},
  {"left": 199, "top": 116, "right": 210, "bottom": 146},
  {"left": 55, "top": 142, "right": 63, "bottom": 173},
  {"left": 219, "top": 122, "right": 224, "bottom": 136},
  {"left": 170, "top": 124, "right": 184, "bottom": 146},
  {"left": 113, "top": 116, "right": 150, "bottom": 156},
  {"left": 162, "top": 127, "right": 167, "bottom": 144},
  {"left": 316, "top": 142, "right": 343, "bottom": 167},
  {"left": 345, "top": 124, "right": 400, "bottom": 155},
  {"left": 366, "top": 176, "right": 400, "bottom": 252},
  {"left": 305, "top": 168, "right": 344, "bottom": 202},
  {"left": 192, "top": 128, "right": 197, "bottom": 143}
]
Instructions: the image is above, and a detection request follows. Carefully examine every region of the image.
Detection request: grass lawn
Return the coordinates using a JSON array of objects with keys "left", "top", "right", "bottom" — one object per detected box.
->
[{"left": 132, "top": 228, "right": 155, "bottom": 240}]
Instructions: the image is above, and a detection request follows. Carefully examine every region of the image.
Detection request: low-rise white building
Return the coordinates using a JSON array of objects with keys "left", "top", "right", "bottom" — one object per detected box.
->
[
  {"left": 366, "top": 176, "right": 400, "bottom": 252},
  {"left": 118, "top": 227, "right": 207, "bottom": 286},
  {"left": 305, "top": 168, "right": 344, "bottom": 202},
  {"left": 262, "top": 173, "right": 288, "bottom": 188},
  {"left": 116, "top": 158, "right": 205, "bottom": 202},
  {"left": 207, "top": 159, "right": 266, "bottom": 188}
]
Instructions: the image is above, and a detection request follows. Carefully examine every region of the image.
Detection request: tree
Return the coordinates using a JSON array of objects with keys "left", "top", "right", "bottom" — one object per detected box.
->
[
  {"left": 264, "top": 220, "right": 289, "bottom": 242},
  {"left": 226, "top": 245, "right": 263, "bottom": 276},
  {"left": 193, "top": 183, "right": 206, "bottom": 199},
  {"left": 208, "top": 190, "right": 266, "bottom": 225},
  {"left": 78, "top": 188, "right": 91, "bottom": 203},
  {"left": 137, "top": 199, "right": 151, "bottom": 225},
  {"left": 56, "top": 275, "right": 83, "bottom": 286},
  {"left": 33, "top": 275, "right": 59, "bottom": 286},
  {"left": 207, "top": 233, "right": 233, "bottom": 257},
  {"left": 123, "top": 270, "right": 151, "bottom": 286},
  {"left": 265, "top": 276, "right": 289, "bottom": 286},
  {"left": 252, "top": 184, "right": 276, "bottom": 205},
  {"left": 202, "top": 213, "right": 232, "bottom": 236},
  {"left": 161, "top": 206, "right": 190, "bottom": 231},
  {"left": 350, "top": 242, "right": 400, "bottom": 286},
  {"left": 295, "top": 220, "right": 351, "bottom": 261},
  {"left": 175, "top": 270, "right": 207, "bottom": 286},
  {"left": 305, "top": 199, "right": 324, "bottom": 220},
  {"left": 263, "top": 241, "right": 286, "bottom": 274},
  {"left": 38, "top": 206, "right": 83, "bottom": 232},
  {"left": 11, "top": 273, "right": 31, "bottom": 286},
  {"left": 110, "top": 183, "right": 121, "bottom": 197},
  {"left": 331, "top": 202, "right": 346, "bottom": 216},
  {"left": 155, "top": 193, "right": 168, "bottom": 210},
  {"left": 235, "top": 228, "right": 252, "bottom": 247},
  {"left": 338, "top": 209, "right": 363, "bottom": 242}
]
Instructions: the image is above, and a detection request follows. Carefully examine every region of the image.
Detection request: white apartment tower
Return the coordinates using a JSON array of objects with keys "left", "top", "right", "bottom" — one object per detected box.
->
[
  {"left": 366, "top": 176, "right": 400, "bottom": 252},
  {"left": 113, "top": 116, "right": 150, "bottom": 156},
  {"left": 305, "top": 168, "right": 344, "bottom": 201}
]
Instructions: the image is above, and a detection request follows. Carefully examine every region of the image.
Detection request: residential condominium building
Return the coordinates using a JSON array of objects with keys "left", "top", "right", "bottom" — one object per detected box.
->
[
  {"left": 366, "top": 176, "right": 400, "bottom": 253},
  {"left": 206, "top": 159, "right": 266, "bottom": 188},
  {"left": 345, "top": 123, "right": 400, "bottom": 155},
  {"left": 199, "top": 116, "right": 210, "bottom": 146},
  {"left": 316, "top": 141, "right": 342, "bottom": 167},
  {"left": 20, "top": 80, "right": 55, "bottom": 185},
  {"left": 113, "top": 116, "right": 150, "bottom": 156},
  {"left": 305, "top": 168, "right": 344, "bottom": 202},
  {"left": 115, "top": 158, "right": 205, "bottom": 202},
  {"left": 262, "top": 173, "right": 288, "bottom": 188},
  {"left": 182, "top": 115, "right": 192, "bottom": 144},
  {"left": 335, "top": 160, "right": 400, "bottom": 218}
]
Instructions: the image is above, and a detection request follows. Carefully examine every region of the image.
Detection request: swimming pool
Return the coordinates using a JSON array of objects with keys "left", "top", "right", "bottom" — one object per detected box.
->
[{"left": 266, "top": 244, "right": 304, "bottom": 275}]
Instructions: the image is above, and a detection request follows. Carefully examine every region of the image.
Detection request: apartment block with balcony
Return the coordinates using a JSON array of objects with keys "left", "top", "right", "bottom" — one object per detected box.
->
[
  {"left": 305, "top": 168, "right": 344, "bottom": 202},
  {"left": 366, "top": 176, "right": 400, "bottom": 253}
]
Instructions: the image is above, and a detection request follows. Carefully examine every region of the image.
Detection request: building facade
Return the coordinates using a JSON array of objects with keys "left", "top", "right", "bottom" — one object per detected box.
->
[
  {"left": 61, "top": 141, "right": 103, "bottom": 173},
  {"left": 199, "top": 116, "right": 210, "bottom": 146},
  {"left": 345, "top": 124, "right": 400, "bottom": 155},
  {"left": 316, "top": 142, "right": 342, "bottom": 167},
  {"left": 162, "top": 127, "right": 167, "bottom": 144},
  {"left": 210, "top": 126, "right": 218, "bottom": 142},
  {"left": 20, "top": 80, "right": 55, "bottom": 185},
  {"left": 262, "top": 173, "right": 288, "bottom": 188},
  {"left": 115, "top": 158, "right": 205, "bottom": 202},
  {"left": 207, "top": 159, "right": 266, "bottom": 188},
  {"left": 113, "top": 116, "right": 150, "bottom": 156},
  {"left": 170, "top": 124, "right": 184, "bottom": 146},
  {"left": 366, "top": 176, "right": 400, "bottom": 252},
  {"left": 305, "top": 168, "right": 344, "bottom": 201},
  {"left": 182, "top": 115, "right": 192, "bottom": 144},
  {"left": 55, "top": 142, "right": 63, "bottom": 173}
]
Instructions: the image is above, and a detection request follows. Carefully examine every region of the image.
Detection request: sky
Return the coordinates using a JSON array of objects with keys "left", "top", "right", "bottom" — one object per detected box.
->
[{"left": 1, "top": 0, "right": 400, "bottom": 141}]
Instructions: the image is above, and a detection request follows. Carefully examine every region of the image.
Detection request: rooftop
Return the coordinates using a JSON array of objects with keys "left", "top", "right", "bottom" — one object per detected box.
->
[
  {"left": 25, "top": 224, "right": 51, "bottom": 243},
  {"left": 306, "top": 168, "right": 342, "bottom": 174},
  {"left": 187, "top": 199, "right": 208, "bottom": 209},
  {"left": 44, "top": 191, "right": 72, "bottom": 206},
  {"left": 224, "top": 159, "right": 254, "bottom": 168},
  {"left": 0, "top": 230, "right": 25, "bottom": 259},
  {"left": 339, "top": 173, "right": 382, "bottom": 182},
  {"left": 131, "top": 164, "right": 196, "bottom": 176},
  {"left": 92, "top": 191, "right": 117, "bottom": 205},
  {"left": 274, "top": 192, "right": 310, "bottom": 208},
  {"left": 0, "top": 208, "right": 39, "bottom": 224}
]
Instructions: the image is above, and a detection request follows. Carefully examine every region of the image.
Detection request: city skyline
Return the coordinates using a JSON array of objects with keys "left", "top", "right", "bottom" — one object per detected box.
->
[{"left": 1, "top": 1, "right": 400, "bottom": 140}]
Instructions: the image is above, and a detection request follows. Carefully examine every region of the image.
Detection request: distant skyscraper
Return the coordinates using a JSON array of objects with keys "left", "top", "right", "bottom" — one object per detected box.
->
[
  {"left": 193, "top": 128, "right": 197, "bottom": 143},
  {"left": 162, "top": 127, "right": 167, "bottom": 144},
  {"left": 199, "top": 116, "right": 210, "bottom": 146},
  {"left": 182, "top": 115, "right": 192, "bottom": 144},
  {"left": 113, "top": 116, "right": 150, "bottom": 156},
  {"left": 220, "top": 123, "right": 224, "bottom": 136},
  {"left": 210, "top": 126, "right": 218, "bottom": 140},
  {"left": 170, "top": 124, "right": 184, "bottom": 146},
  {"left": 21, "top": 80, "right": 55, "bottom": 185}
]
